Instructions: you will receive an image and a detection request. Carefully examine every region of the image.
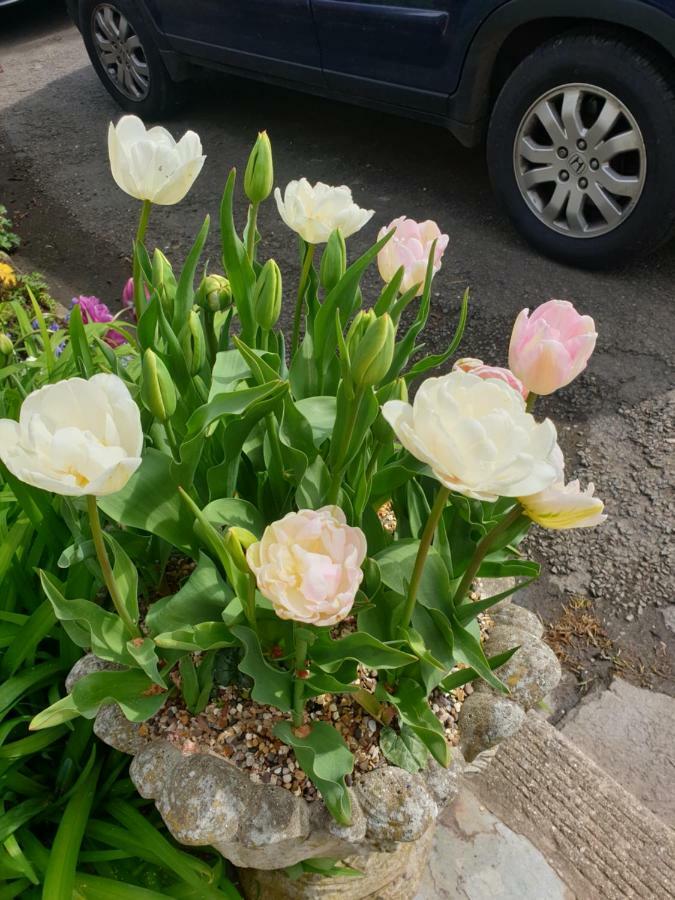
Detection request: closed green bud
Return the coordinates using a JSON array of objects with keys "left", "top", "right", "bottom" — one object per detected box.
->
[
  {"left": 141, "top": 349, "right": 177, "bottom": 423},
  {"left": 197, "top": 274, "right": 232, "bottom": 313},
  {"left": 244, "top": 131, "right": 274, "bottom": 204},
  {"left": 319, "top": 229, "right": 346, "bottom": 293},
  {"left": 224, "top": 527, "right": 257, "bottom": 573},
  {"left": 0, "top": 333, "right": 13, "bottom": 360},
  {"left": 350, "top": 314, "right": 395, "bottom": 389},
  {"left": 253, "top": 259, "right": 282, "bottom": 330},
  {"left": 345, "top": 310, "right": 375, "bottom": 359},
  {"left": 182, "top": 308, "right": 207, "bottom": 375}
]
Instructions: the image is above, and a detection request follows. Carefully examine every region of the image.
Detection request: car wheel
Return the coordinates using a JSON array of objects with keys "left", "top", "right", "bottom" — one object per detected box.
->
[
  {"left": 487, "top": 33, "right": 675, "bottom": 268},
  {"left": 81, "top": 0, "right": 184, "bottom": 118}
]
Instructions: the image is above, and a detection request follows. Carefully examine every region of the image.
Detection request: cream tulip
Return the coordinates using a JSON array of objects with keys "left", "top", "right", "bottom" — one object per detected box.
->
[
  {"left": 246, "top": 506, "right": 367, "bottom": 626},
  {"left": 108, "top": 115, "right": 205, "bottom": 204},
  {"left": 0, "top": 374, "right": 143, "bottom": 496},
  {"left": 274, "top": 178, "right": 374, "bottom": 244},
  {"left": 382, "top": 370, "right": 559, "bottom": 502},
  {"left": 520, "top": 479, "right": 606, "bottom": 530}
]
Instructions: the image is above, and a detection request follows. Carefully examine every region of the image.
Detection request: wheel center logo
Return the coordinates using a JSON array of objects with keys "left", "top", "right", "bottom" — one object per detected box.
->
[{"left": 569, "top": 154, "right": 587, "bottom": 175}]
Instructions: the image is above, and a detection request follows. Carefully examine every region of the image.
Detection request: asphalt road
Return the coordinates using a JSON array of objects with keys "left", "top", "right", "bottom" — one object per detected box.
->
[{"left": 1, "top": 1, "right": 673, "bottom": 710}]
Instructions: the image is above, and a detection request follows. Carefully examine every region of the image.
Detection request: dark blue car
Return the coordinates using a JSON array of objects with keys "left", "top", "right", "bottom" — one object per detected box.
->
[{"left": 66, "top": 0, "right": 675, "bottom": 267}]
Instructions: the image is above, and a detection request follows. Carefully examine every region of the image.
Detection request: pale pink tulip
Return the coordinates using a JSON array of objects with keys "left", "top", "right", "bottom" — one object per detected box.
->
[
  {"left": 453, "top": 357, "right": 527, "bottom": 399},
  {"left": 377, "top": 217, "right": 448, "bottom": 296},
  {"left": 246, "top": 506, "right": 367, "bottom": 627},
  {"left": 509, "top": 299, "right": 597, "bottom": 396}
]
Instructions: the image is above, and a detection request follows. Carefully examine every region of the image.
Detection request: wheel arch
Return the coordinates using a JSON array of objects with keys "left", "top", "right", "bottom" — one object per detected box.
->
[{"left": 448, "top": 0, "right": 675, "bottom": 146}]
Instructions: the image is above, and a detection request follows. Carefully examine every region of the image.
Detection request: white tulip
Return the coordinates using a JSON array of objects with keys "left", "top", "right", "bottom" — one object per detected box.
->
[
  {"left": 274, "top": 178, "right": 374, "bottom": 244},
  {"left": 0, "top": 374, "right": 143, "bottom": 496},
  {"left": 520, "top": 479, "right": 606, "bottom": 530},
  {"left": 108, "top": 115, "right": 205, "bottom": 204},
  {"left": 382, "top": 370, "right": 559, "bottom": 502},
  {"left": 247, "top": 506, "right": 367, "bottom": 626}
]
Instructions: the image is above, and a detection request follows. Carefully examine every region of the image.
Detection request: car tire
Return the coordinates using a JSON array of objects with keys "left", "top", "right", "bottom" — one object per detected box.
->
[
  {"left": 487, "top": 32, "right": 675, "bottom": 268},
  {"left": 80, "top": 0, "right": 185, "bottom": 119}
]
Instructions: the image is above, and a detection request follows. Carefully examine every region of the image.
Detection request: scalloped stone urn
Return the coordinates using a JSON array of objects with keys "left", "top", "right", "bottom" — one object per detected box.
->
[{"left": 69, "top": 591, "right": 560, "bottom": 900}]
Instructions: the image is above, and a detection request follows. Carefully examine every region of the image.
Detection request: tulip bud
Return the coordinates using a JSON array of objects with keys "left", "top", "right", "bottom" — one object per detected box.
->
[
  {"left": 224, "top": 527, "right": 257, "bottom": 573},
  {"left": 350, "top": 314, "right": 395, "bottom": 389},
  {"left": 197, "top": 274, "right": 232, "bottom": 313},
  {"left": 244, "top": 131, "right": 274, "bottom": 204},
  {"left": 141, "top": 349, "right": 177, "bottom": 423},
  {"left": 345, "top": 310, "right": 376, "bottom": 358},
  {"left": 319, "top": 229, "right": 346, "bottom": 293},
  {"left": 181, "top": 309, "right": 207, "bottom": 375},
  {"left": 253, "top": 259, "right": 282, "bottom": 330}
]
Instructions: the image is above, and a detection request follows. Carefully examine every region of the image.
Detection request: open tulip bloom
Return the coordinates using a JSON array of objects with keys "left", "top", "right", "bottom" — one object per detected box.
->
[{"left": 2, "top": 126, "right": 605, "bottom": 827}]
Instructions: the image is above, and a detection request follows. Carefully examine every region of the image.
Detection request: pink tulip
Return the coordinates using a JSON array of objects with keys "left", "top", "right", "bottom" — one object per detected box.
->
[
  {"left": 377, "top": 216, "right": 449, "bottom": 297},
  {"left": 121, "top": 277, "right": 149, "bottom": 317},
  {"left": 508, "top": 299, "right": 597, "bottom": 396},
  {"left": 452, "top": 357, "right": 528, "bottom": 399},
  {"left": 72, "top": 296, "right": 126, "bottom": 348}
]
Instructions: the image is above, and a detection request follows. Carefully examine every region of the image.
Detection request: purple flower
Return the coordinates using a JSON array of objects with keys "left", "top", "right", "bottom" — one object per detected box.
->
[
  {"left": 121, "top": 278, "right": 148, "bottom": 319},
  {"left": 72, "top": 295, "right": 127, "bottom": 348}
]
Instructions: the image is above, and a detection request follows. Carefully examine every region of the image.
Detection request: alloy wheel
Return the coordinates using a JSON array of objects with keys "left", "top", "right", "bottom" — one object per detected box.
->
[{"left": 92, "top": 4, "right": 150, "bottom": 101}]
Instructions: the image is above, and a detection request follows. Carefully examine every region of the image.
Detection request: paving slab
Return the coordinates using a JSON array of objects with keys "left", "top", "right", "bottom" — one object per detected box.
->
[
  {"left": 415, "top": 786, "right": 575, "bottom": 900},
  {"left": 471, "top": 712, "right": 675, "bottom": 900},
  {"left": 561, "top": 678, "right": 675, "bottom": 827}
]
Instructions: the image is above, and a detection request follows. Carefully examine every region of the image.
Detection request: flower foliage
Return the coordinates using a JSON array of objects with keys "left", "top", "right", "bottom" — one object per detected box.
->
[{"left": 0, "top": 120, "right": 604, "bottom": 826}]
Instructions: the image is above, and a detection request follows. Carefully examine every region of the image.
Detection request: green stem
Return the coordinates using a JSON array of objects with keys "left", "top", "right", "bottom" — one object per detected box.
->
[
  {"left": 326, "top": 392, "right": 361, "bottom": 505},
  {"left": 204, "top": 309, "right": 218, "bottom": 364},
  {"left": 401, "top": 486, "right": 451, "bottom": 628},
  {"left": 292, "top": 624, "right": 308, "bottom": 729},
  {"left": 86, "top": 495, "right": 140, "bottom": 638},
  {"left": 245, "top": 575, "right": 257, "bottom": 631},
  {"left": 453, "top": 504, "right": 525, "bottom": 608},
  {"left": 364, "top": 438, "right": 383, "bottom": 484},
  {"left": 525, "top": 392, "right": 537, "bottom": 414},
  {"left": 133, "top": 200, "right": 152, "bottom": 321},
  {"left": 290, "top": 243, "right": 316, "bottom": 355},
  {"left": 245, "top": 202, "right": 259, "bottom": 261},
  {"left": 163, "top": 420, "right": 180, "bottom": 462}
]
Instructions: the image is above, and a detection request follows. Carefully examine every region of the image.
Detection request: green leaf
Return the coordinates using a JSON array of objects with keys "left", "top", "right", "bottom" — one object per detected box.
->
[
  {"left": 70, "top": 669, "right": 168, "bottom": 722},
  {"left": 477, "top": 558, "right": 541, "bottom": 579},
  {"left": 380, "top": 724, "right": 429, "bottom": 773},
  {"left": 202, "top": 498, "right": 265, "bottom": 537},
  {"left": 274, "top": 721, "right": 353, "bottom": 825},
  {"left": 68, "top": 303, "right": 94, "bottom": 378},
  {"left": 295, "top": 455, "right": 330, "bottom": 510},
  {"left": 0, "top": 600, "right": 55, "bottom": 679},
  {"left": 310, "top": 632, "right": 415, "bottom": 672},
  {"left": 375, "top": 541, "right": 451, "bottom": 614},
  {"left": 455, "top": 577, "right": 538, "bottom": 625},
  {"left": 220, "top": 170, "right": 256, "bottom": 342},
  {"left": 126, "top": 638, "right": 165, "bottom": 687},
  {"left": 440, "top": 648, "right": 519, "bottom": 692},
  {"left": 0, "top": 662, "right": 65, "bottom": 722},
  {"left": 103, "top": 532, "right": 139, "bottom": 628},
  {"left": 98, "top": 450, "right": 196, "bottom": 554},
  {"left": 146, "top": 553, "right": 233, "bottom": 635},
  {"left": 29, "top": 695, "right": 80, "bottom": 731},
  {"left": 230, "top": 625, "right": 292, "bottom": 712},
  {"left": 404, "top": 287, "right": 469, "bottom": 380},
  {"left": 57, "top": 540, "right": 94, "bottom": 569},
  {"left": 294, "top": 396, "right": 337, "bottom": 446},
  {"left": 39, "top": 570, "right": 135, "bottom": 665},
  {"left": 172, "top": 216, "right": 210, "bottom": 331},
  {"left": 389, "top": 678, "right": 449, "bottom": 767},
  {"left": 450, "top": 613, "right": 509, "bottom": 694},
  {"left": 154, "top": 622, "right": 235, "bottom": 652}
]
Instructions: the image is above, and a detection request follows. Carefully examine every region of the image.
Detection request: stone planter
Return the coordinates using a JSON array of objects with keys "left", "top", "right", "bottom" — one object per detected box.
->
[{"left": 67, "top": 595, "right": 560, "bottom": 900}]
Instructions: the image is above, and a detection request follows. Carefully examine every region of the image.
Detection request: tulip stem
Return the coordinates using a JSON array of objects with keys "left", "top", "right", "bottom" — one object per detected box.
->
[
  {"left": 133, "top": 200, "right": 152, "bottom": 321},
  {"left": 401, "top": 486, "right": 451, "bottom": 627},
  {"left": 245, "top": 202, "right": 259, "bottom": 262},
  {"left": 290, "top": 243, "right": 316, "bottom": 355},
  {"left": 245, "top": 575, "right": 257, "bottom": 631},
  {"left": 525, "top": 392, "right": 537, "bottom": 414},
  {"left": 292, "top": 623, "right": 308, "bottom": 729},
  {"left": 86, "top": 495, "right": 140, "bottom": 638},
  {"left": 326, "top": 391, "right": 362, "bottom": 505},
  {"left": 163, "top": 420, "right": 180, "bottom": 462},
  {"left": 452, "top": 504, "right": 525, "bottom": 608}
]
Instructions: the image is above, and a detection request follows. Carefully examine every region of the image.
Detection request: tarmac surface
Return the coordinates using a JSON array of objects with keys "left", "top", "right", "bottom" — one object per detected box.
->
[{"left": 1, "top": 1, "right": 673, "bottom": 713}]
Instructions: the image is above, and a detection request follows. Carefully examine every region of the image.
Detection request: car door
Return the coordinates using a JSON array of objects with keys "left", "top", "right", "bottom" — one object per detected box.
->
[
  {"left": 148, "top": 0, "right": 324, "bottom": 85},
  {"left": 311, "top": 0, "right": 454, "bottom": 112}
]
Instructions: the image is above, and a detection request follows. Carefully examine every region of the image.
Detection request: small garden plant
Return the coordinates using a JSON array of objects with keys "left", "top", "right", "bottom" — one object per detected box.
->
[{"left": 1, "top": 119, "right": 605, "bottom": 830}]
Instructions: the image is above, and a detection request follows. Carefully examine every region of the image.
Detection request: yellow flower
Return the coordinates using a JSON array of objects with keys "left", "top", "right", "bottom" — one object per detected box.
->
[{"left": 0, "top": 262, "right": 17, "bottom": 289}]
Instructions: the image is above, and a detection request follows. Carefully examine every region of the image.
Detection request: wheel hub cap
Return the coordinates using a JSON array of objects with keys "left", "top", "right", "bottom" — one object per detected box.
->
[
  {"left": 92, "top": 3, "right": 150, "bottom": 101},
  {"left": 514, "top": 83, "right": 646, "bottom": 238}
]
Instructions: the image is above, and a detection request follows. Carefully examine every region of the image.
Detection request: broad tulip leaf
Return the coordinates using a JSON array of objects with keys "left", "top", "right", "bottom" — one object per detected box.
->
[
  {"left": 389, "top": 678, "right": 449, "bottom": 767},
  {"left": 357, "top": 590, "right": 405, "bottom": 643},
  {"left": 374, "top": 541, "right": 451, "bottom": 613},
  {"left": 293, "top": 396, "right": 337, "bottom": 446},
  {"left": 202, "top": 498, "right": 266, "bottom": 537},
  {"left": 310, "top": 632, "right": 415, "bottom": 672},
  {"left": 302, "top": 662, "right": 359, "bottom": 700},
  {"left": 39, "top": 571, "right": 135, "bottom": 665},
  {"left": 295, "top": 456, "right": 330, "bottom": 510},
  {"left": 146, "top": 553, "right": 234, "bottom": 635},
  {"left": 231, "top": 625, "right": 293, "bottom": 712},
  {"left": 440, "top": 647, "right": 518, "bottom": 692},
  {"left": 58, "top": 540, "right": 95, "bottom": 569},
  {"left": 126, "top": 638, "right": 165, "bottom": 687},
  {"left": 274, "top": 721, "right": 353, "bottom": 825},
  {"left": 70, "top": 669, "right": 168, "bottom": 722},
  {"left": 103, "top": 532, "right": 139, "bottom": 628},
  {"left": 98, "top": 450, "right": 196, "bottom": 554},
  {"left": 220, "top": 169, "right": 256, "bottom": 341},
  {"left": 477, "top": 558, "right": 541, "bottom": 580},
  {"left": 379, "top": 724, "right": 429, "bottom": 773},
  {"left": 455, "top": 576, "right": 538, "bottom": 625},
  {"left": 30, "top": 695, "right": 81, "bottom": 731},
  {"left": 154, "top": 622, "right": 236, "bottom": 652}
]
